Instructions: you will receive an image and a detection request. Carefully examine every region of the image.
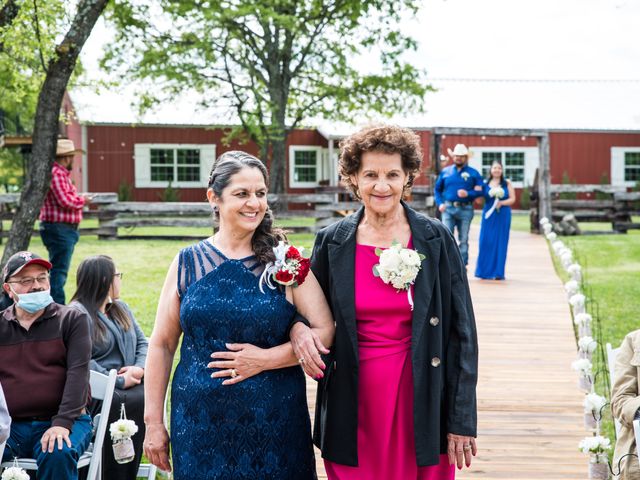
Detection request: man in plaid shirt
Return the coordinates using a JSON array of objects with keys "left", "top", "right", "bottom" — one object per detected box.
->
[{"left": 39, "top": 139, "right": 92, "bottom": 304}]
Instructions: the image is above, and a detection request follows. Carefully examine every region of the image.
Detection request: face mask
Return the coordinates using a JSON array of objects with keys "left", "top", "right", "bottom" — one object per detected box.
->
[{"left": 12, "top": 289, "right": 54, "bottom": 313}]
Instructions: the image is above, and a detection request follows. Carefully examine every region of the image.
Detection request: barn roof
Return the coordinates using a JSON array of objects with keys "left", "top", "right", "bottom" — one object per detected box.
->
[{"left": 70, "top": 79, "right": 640, "bottom": 133}]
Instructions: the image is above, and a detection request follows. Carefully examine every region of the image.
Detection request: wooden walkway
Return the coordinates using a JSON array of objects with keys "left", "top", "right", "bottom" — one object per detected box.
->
[{"left": 306, "top": 225, "right": 587, "bottom": 479}]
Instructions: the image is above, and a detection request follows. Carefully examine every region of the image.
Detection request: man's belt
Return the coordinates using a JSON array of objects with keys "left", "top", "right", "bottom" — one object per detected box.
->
[{"left": 445, "top": 201, "right": 471, "bottom": 207}]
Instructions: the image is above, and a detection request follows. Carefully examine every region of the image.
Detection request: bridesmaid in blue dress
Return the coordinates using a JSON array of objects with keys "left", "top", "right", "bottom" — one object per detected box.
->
[
  {"left": 142, "top": 151, "right": 334, "bottom": 480},
  {"left": 475, "top": 161, "right": 516, "bottom": 280}
]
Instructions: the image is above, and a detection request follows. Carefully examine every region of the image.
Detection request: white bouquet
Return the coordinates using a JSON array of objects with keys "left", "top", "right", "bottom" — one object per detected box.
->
[
  {"left": 583, "top": 393, "right": 607, "bottom": 415},
  {"left": 1, "top": 467, "right": 30, "bottom": 480},
  {"left": 578, "top": 336, "right": 597, "bottom": 354},
  {"left": 574, "top": 313, "right": 593, "bottom": 327},
  {"left": 542, "top": 223, "right": 553, "bottom": 235},
  {"left": 578, "top": 435, "right": 611, "bottom": 456},
  {"left": 373, "top": 241, "right": 425, "bottom": 310},
  {"left": 569, "top": 293, "right": 586, "bottom": 311},
  {"left": 110, "top": 418, "right": 138, "bottom": 441},
  {"left": 571, "top": 358, "right": 593, "bottom": 378},
  {"left": 484, "top": 186, "right": 505, "bottom": 219},
  {"left": 567, "top": 263, "right": 582, "bottom": 282},
  {"left": 552, "top": 240, "right": 565, "bottom": 254},
  {"left": 564, "top": 280, "right": 580, "bottom": 296},
  {"left": 539, "top": 217, "right": 550, "bottom": 226},
  {"left": 546, "top": 232, "right": 557, "bottom": 242}
]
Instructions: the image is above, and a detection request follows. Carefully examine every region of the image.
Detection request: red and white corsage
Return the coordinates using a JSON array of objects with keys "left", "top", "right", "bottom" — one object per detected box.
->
[{"left": 259, "top": 241, "right": 311, "bottom": 293}]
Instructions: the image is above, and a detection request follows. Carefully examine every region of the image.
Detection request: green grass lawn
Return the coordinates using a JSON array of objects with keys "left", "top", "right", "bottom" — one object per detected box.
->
[{"left": 547, "top": 227, "right": 640, "bottom": 454}]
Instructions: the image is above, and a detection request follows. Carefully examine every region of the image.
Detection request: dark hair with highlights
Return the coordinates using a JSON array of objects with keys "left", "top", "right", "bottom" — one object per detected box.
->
[
  {"left": 208, "top": 150, "right": 287, "bottom": 265},
  {"left": 339, "top": 124, "right": 423, "bottom": 198},
  {"left": 71, "top": 255, "right": 132, "bottom": 344}
]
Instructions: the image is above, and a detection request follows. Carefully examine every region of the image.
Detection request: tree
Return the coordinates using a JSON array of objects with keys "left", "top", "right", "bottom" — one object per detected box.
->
[
  {"left": 1, "top": 0, "right": 109, "bottom": 265},
  {"left": 104, "top": 0, "right": 430, "bottom": 192}
]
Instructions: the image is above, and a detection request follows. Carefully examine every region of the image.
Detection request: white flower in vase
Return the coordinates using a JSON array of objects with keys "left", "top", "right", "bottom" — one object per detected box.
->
[
  {"left": 1, "top": 467, "right": 30, "bottom": 480},
  {"left": 546, "top": 232, "right": 557, "bottom": 242},
  {"left": 572, "top": 358, "right": 593, "bottom": 378},
  {"left": 543, "top": 223, "right": 553, "bottom": 234},
  {"left": 110, "top": 418, "right": 138, "bottom": 441},
  {"left": 564, "top": 280, "right": 580, "bottom": 296},
  {"left": 578, "top": 336, "right": 598, "bottom": 355},
  {"left": 574, "top": 313, "right": 593, "bottom": 327},
  {"left": 552, "top": 240, "right": 565, "bottom": 254},
  {"left": 540, "top": 217, "right": 550, "bottom": 226},
  {"left": 567, "top": 263, "right": 582, "bottom": 282},
  {"left": 569, "top": 293, "right": 586, "bottom": 312},
  {"left": 579, "top": 435, "right": 611, "bottom": 479},
  {"left": 583, "top": 393, "right": 607, "bottom": 416}
]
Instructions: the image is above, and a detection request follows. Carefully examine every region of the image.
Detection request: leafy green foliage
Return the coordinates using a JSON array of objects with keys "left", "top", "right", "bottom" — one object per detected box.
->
[
  {"left": 158, "top": 181, "right": 181, "bottom": 202},
  {"left": 559, "top": 171, "right": 577, "bottom": 200},
  {"left": 0, "top": 148, "right": 23, "bottom": 192},
  {"left": 102, "top": 0, "right": 431, "bottom": 191},
  {"left": 117, "top": 179, "right": 133, "bottom": 201}
]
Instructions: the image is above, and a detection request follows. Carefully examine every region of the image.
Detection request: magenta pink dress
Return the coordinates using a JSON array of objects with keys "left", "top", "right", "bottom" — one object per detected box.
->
[{"left": 325, "top": 242, "right": 455, "bottom": 480}]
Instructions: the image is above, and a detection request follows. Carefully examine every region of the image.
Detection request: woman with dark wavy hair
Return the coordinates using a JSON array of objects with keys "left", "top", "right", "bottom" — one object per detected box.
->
[
  {"left": 69, "top": 254, "right": 148, "bottom": 480},
  {"left": 143, "top": 150, "right": 334, "bottom": 479}
]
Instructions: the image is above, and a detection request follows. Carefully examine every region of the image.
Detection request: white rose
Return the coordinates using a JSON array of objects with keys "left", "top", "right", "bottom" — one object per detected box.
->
[
  {"left": 574, "top": 313, "right": 592, "bottom": 326},
  {"left": 400, "top": 249, "right": 421, "bottom": 267},
  {"left": 543, "top": 223, "right": 553, "bottom": 234},
  {"left": 571, "top": 358, "right": 592, "bottom": 377},
  {"left": 578, "top": 336, "right": 597, "bottom": 353},
  {"left": 379, "top": 249, "right": 402, "bottom": 271},
  {"left": 569, "top": 293, "right": 586, "bottom": 308},
  {"left": 546, "top": 232, "right": 557, "bottom": 241},
  {"left": 583, "top": 393, "right": 606, "bottom": 413}
]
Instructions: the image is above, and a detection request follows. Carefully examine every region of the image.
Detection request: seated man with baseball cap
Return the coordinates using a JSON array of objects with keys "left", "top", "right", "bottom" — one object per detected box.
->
[{"left": 0, "top": 251, "right": 92, "bottom": 480}]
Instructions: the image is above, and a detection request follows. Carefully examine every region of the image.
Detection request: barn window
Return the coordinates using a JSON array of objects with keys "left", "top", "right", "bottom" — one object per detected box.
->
[
  {"left": 625, "top": 152, "right": 640, "bottom": 182},
  {"left": 135, "top": 144, "right": 216, "bottom": 188},
  {"left": 480, "top": 151, "right": 525, "bottom": 183},
  {"left": 611, "top": 147, "right": 640, "bottom": 187},
  {"left": 289, "top": 146, "right": 323, "bottom": 188}
]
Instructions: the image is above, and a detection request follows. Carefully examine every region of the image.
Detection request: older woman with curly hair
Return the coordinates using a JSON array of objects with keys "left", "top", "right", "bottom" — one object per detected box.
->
[{"left": 292, "top": 124, "right": 478, "bottom": 479}]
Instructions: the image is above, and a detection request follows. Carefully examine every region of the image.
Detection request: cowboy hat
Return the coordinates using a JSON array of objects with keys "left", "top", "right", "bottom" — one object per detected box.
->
[
  {"left": 447, "top": 144, "right": 470, "bottom": 157},
  {"left": 56, "top": 139, "right": 84, "bottom": 157}
]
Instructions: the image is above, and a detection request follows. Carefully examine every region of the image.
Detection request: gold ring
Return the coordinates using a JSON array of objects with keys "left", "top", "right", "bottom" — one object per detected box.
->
[
  {"left": 230, "top": 369, "right": 238, "bottom": 378},
  {"left": 463, "top": 444, "right": 471, "bottom": 450}
]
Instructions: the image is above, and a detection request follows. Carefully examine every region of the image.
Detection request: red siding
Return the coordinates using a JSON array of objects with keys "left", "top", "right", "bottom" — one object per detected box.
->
[{"left": 549, "top": 132, "right": 640, "bottom": 184}]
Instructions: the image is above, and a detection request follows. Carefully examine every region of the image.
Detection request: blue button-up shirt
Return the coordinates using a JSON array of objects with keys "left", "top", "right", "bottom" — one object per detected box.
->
[{"left": 435, "top": 164, "right": 484, "bottom": 206}]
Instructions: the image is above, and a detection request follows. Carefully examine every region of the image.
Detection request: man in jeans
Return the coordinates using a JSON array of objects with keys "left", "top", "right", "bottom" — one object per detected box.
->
[
  {"left": 0, "top": 251, "right": 92, "bottom": 479},
  {"left": 435, "top": 144, "right": 483, "bottom": 266},
  {"left": 39, "top": 139, "right": 92, "bottom": 304}
]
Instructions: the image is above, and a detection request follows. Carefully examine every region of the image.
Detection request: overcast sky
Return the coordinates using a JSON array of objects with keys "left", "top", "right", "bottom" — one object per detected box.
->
[
  {"left": 77, "top": 0, "right": 640, "bottom": 128},
  {"left": 83, "top": 0, "right": 640, "bottom": 81},
  {"left": 410, "top": 0, "right": 640, "bottom": 80}
]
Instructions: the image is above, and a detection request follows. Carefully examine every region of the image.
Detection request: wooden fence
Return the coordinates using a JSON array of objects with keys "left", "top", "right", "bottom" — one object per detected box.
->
[
  {"left": 0, "top": 187, "right": 435, "bottom": 241},
  {"left": 529, "top": 182, "right": 640, "bottom": 234}
]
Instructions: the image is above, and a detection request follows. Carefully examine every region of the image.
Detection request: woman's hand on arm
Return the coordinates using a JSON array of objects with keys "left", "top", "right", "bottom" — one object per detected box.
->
[
  {"left": 447, "top": 433, "right": 477, "bottom": 469},
  {"left": 143, "top": 254, "right": 182, "bottom": 472},
  {"left": 290, "top": 270, "right": 335, "bottom": 378}
]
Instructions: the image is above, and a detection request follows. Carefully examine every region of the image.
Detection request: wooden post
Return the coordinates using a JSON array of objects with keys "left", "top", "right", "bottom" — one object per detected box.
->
[{"left": 538, "top": 132, "right": 552, "bottom": 224}]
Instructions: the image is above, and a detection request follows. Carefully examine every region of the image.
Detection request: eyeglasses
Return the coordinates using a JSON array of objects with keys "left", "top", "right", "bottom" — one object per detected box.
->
[
  {"left": 113, "top": 272, "right": 124, "bottom": 279},
  {"left": 7, "top": 274, "right": 50, "bottom": 287}
]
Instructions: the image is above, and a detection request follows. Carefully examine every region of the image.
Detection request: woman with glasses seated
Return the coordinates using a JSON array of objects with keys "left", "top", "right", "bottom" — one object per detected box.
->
[{"left": 69, "top": 255, "right": 148, "bottom": 480}]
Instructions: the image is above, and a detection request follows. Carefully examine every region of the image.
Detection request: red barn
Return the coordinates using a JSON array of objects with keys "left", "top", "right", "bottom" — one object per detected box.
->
[{"left": 66, "top": 80, "right": 640, "bottom": 207}]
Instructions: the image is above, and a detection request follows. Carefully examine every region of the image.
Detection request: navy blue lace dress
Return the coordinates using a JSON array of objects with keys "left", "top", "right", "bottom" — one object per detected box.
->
[{"left": 170, "top": 240, "right": 317, "bottom": 480}]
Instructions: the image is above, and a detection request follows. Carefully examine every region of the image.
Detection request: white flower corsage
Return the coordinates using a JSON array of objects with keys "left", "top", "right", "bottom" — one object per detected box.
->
[
  {"left": 259, "top": 241, "right": 310, "bottom": 293},
  {"left": 373, "top": 241, "right": 425, "bottom": 310},
  {"left": 484, "top": 186, "right": 505, "bottom": 219},
  {"left": 461, "top": 172, "right": 470, "bottom": 181}
]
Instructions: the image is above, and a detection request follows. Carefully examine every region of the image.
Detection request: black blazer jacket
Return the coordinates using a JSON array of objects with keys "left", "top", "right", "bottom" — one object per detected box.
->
[{"left": 311, "top": 202, "right": 478, "bottom": 467}]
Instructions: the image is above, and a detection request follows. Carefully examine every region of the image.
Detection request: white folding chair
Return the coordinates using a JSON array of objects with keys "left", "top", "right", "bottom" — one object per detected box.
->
[
  {"left": 0, "top": 369, "right": 117, "bottom": 480},
  {"left": 607, "top": 342, "right": 623, "bottom": 438},
  {"left": 0, "top": 440, "right": 6, "bottom": 463}
]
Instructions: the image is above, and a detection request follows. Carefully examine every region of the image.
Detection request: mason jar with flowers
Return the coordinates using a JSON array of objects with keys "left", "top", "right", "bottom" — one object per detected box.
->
[
  {"left": 579, "top": 435, "right": 611, "bottom": 479},
  {"left": 582, "top": 393, "right": 607, "bottom": 431}
]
